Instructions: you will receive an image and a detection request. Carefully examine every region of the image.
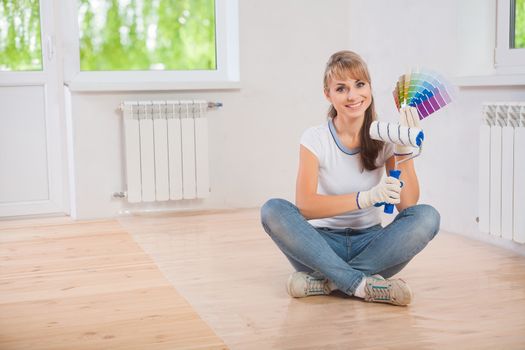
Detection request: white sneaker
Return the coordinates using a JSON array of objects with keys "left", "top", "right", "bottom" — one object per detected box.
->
[
  {"left": 363, "top": 277, "right": 413, "bottom": 306},
  {"left": 286, "top": 272, "right": 331, "bottom": 298}
]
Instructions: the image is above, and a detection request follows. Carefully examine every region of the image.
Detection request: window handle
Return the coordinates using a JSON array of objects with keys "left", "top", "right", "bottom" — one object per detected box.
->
[{"left": 46, "top": 36, "right": 55, "bottom": 61}]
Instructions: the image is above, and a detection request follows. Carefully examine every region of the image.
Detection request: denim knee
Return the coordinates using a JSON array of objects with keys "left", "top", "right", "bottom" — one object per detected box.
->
[
  {"left": 410, "top": 204, "right": 441, "bottom": 241},
  {"left": 260, "top": 198, "right": 294, "bottom": 234}
]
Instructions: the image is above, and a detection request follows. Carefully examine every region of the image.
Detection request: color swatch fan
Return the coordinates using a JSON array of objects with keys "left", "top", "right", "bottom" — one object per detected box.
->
[{"left": 393, "top": 68, "right": 453, "bottom": 119}]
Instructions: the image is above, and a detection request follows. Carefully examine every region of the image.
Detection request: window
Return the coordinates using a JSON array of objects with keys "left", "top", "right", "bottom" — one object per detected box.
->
[
  {"left": 78, "top": 0, "right": 216, "bottom": 71},
  {"left": 511, "top": 0, "right": 525, "bottom": 48},
  {"left": 0, "top": 0, "right": 42, "bottom": 71},
  {"left": 496, "top": 0, "right": 525, "bottom": 72},
  {"left": 64, "top": 0, "right": 239, "bottom": 90}
]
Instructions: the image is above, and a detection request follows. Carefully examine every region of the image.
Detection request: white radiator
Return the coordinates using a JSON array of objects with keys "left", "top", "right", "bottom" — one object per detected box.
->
[
  {"left": 121, "top": 100, "right": 210, "bottom": 203},
  {"left": 479, "top": 102, "right": 525, "bottom": 243}
]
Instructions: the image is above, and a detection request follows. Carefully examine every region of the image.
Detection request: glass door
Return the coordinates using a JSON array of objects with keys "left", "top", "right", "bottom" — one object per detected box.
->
[{"left": 0, "top": 0, "right": 64, "bottom": 217}]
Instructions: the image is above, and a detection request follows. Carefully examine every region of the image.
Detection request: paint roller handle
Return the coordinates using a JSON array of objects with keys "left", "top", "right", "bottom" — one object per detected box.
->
[{"left": 384, "top": 170, "right": 401, "bottom": 214}]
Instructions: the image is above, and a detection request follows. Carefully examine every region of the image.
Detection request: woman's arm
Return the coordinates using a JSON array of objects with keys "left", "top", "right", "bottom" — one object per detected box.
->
[
  {"left": 295, "top": 145, "right": 359, "bottom": 219},
  {"left": 385, "top": 155, "right": 420, "bottom": 212}
]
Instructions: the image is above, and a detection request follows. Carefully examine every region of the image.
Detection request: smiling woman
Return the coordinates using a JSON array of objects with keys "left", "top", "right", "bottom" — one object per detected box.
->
[{"left": 260, "top": 51, "right": 440, "bottom": 307}]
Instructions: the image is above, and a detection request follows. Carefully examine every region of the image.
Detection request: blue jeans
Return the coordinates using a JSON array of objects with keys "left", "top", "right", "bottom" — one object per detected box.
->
[{"left": 260, "top": 199, "right": 440, "bottom": 296}]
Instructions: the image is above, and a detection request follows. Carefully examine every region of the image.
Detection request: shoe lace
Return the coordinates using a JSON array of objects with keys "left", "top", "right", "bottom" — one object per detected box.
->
[
  {"left": 365, "top": 282, "right": 392, "bottom": 301},
  {"left": 306, "top": 276, "right": 327, "bottom": 293}
]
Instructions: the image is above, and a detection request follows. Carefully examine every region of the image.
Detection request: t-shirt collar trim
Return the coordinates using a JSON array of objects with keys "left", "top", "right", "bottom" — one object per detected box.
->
[{"left": 328, "top": 119, "right": 361, "bottom": 155}]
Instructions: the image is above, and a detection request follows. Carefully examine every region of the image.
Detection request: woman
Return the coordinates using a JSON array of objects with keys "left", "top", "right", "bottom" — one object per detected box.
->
[{"left": 260, "top": 50, "right": 440, "bottom": 306}]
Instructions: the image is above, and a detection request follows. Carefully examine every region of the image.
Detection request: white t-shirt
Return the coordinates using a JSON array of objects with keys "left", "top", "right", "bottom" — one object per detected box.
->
[{"left": 300, "top": 119, "right": 394, "bottom": 229}]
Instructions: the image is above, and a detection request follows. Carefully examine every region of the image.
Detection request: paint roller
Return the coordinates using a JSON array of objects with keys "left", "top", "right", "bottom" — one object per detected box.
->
[{"left": 369, "top": 121, "right": 425, "bottom": 214}]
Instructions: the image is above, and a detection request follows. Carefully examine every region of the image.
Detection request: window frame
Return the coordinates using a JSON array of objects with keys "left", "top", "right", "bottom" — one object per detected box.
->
[
  {"left": 62, "top": 0, "right": 239, "bottom": 91},
  {"left": 495, "top": 0, "right": 525, "bottom": 73}
]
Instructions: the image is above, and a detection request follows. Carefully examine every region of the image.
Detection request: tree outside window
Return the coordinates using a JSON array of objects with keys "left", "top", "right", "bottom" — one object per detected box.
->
[
  {"left": 0, "top": 0, "right": 42, "bottom": 71},
  {"left": 78, "top": 0, "right": 216, "bottom": 71}
]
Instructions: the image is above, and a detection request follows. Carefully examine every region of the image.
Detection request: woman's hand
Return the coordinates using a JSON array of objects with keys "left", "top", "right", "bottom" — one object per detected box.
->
[
  {"left": 357, "top": 176, "right": 402, "bottom": 209},
  {"left": 395, "top": 106, "right": 421, "bottom": 156}
]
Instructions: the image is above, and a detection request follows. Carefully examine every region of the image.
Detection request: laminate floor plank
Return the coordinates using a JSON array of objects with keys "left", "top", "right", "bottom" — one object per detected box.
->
[{"left": 0, "top": 219, "right": 227, "bottom": 350}]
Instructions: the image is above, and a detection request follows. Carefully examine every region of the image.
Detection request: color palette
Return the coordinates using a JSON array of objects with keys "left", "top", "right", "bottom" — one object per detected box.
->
[{"left": 393, "top": 68, "right": 453, "bottom": 119}]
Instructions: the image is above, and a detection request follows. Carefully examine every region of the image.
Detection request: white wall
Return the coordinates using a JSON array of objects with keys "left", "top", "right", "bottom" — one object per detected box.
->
[
  {"left": 67, "top": 0, "right": 525, "bottom": 241},
  {"left": 347, "top": 0, "right": 525, "bottom": 236},
  {"left": 67, "top": 0, "right": 350, "bottom": 219}
]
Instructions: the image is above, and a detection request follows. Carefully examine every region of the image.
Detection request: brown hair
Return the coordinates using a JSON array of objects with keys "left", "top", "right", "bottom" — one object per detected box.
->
[{"left": 323, "top": 50, "right": 384, "bottom": 171}]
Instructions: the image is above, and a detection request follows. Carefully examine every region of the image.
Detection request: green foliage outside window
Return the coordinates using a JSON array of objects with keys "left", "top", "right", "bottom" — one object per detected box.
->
[
  {"left": 0, "top": 0, "right": 42, "bottom": 71},
  {"left": 515, "top": 0, "right": 525, "bottom": 48},
  {"left": 79, "top": 0, "right": 216, "bottom": 71}
]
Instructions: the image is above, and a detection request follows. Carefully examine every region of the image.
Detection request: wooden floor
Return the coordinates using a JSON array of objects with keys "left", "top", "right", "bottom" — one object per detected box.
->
[
  {"left": 120, "top": 209, "right": 525, "bottom": 350},
  {"left": 0, "top": 217, "right": 226, "bottom": 350},
  {"left": 2, "top": 209, "right": 525, "bottom": 349}
]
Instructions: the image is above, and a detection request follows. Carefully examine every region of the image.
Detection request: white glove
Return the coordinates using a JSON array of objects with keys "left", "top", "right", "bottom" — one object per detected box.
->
[
  {"left": 357, "top": 176, "right": 402, "bottom": 209},
  {"left": 395, "top": 106, "right": 421, "bottom": 156}
]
